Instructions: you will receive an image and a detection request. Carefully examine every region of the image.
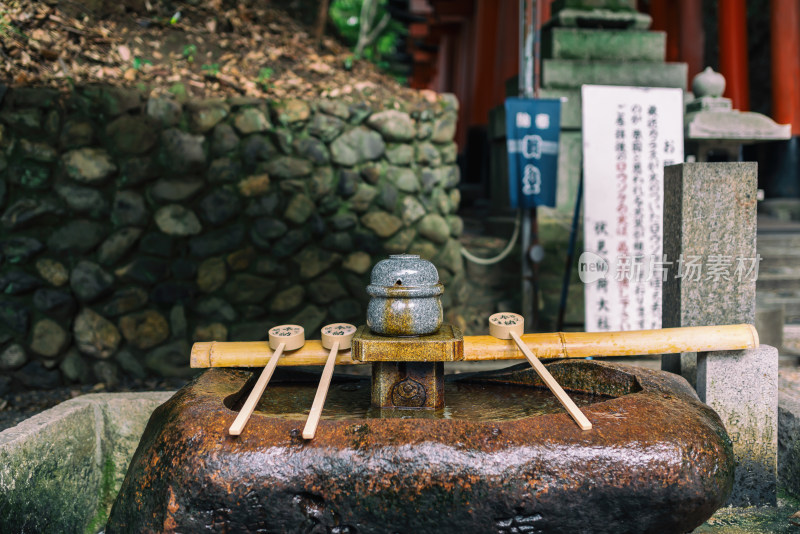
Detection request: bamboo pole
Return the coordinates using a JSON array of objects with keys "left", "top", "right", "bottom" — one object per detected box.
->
[{"left": 191, "top": 323, "right": 759, "bottom": 368}]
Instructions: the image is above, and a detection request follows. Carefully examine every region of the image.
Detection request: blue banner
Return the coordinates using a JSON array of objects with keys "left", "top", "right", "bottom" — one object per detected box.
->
[{"left": 504, "top": 98, "right": 561, "bottom": 208}]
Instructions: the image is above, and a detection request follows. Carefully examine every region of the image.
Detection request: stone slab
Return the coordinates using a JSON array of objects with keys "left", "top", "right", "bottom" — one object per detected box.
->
[
  {"left": 779, "top": 369, "right": 800, "bottom": 498},
  {"left": 662, "top": 163, "right": 758, "bottom": 377},
  {"left": 0, "top": 400, "right": 101, "bottom": 533},
  {"left": 538, "top": 88, "right": 581, "bottom": 129},
  {"left": 697, "top": 345, "right": 779, "bottom": 506},
  {"left": 550, "top": 7, "right": 652, "bottom": 29},
  {"left": 686, "top": 110, "right": 791, "bottom": 141},
  {"left": 0, "top": 391, "right": 173, "bottom": 533},
  {"left": 542, "top": 28, "right": 666, "bottom": 62},
  {"left": 96, "top": 393, "right": 176, "bottom": 526},
  {"left": 553, "top": 0, "right": 638, "bottom": 9},
  {"left": 542, "top": 59, "right": 687, "bottom": 89}
]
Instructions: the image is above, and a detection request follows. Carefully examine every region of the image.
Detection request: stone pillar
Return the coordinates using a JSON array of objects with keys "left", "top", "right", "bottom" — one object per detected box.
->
[
  {"left": 662, "top": 162, "right": 777, "bottom": 505},
  {"left": 697, "top": 345, "right": 778, "bottom": 505},
  {"left": 661, "top": 162, "right": 757, "bottom": 383}
]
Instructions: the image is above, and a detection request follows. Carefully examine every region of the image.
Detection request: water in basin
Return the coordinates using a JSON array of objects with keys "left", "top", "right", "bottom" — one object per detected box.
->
[{"left": 226, "top": 379, "right": 614, "bottom": 421}]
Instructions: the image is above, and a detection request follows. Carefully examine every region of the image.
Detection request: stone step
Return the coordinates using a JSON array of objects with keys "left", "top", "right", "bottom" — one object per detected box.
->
[
  {"left": 758, "top": 290, "right": 800, "bottom": 322},
  {"left": 542, "top": 28, "right": 666, "bottom": 62},
  {"left": 757, "top": 242, "right": 800, "bottom": 255},
  {"left": 757, "top": 268, "right": 800, "bottom": 291},
  {"left": 759, "top": 198, "right": 800, "bottom": 221},
  {"left": 781, "top": 325, "right": 800, "bottom": 353},
  {"left": 757, "top": 232, "right": 800, "bottom": 247},
  {"left": 757, "top": 230, "right": 800, "bottom": 275},
  {"left": 553, "top": 0, "right": 638, "bottom": 9},
  {"left": 541, "top": 59, "right": 687, "bottom": 90},
  {"left": 550, "top": 6, "right": 651, "bottom": 30},
  {"left": 756, "top": 252, "right": 800, "bottom": 270}
]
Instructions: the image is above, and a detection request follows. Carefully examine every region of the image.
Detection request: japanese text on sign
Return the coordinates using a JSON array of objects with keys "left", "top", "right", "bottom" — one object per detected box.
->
[{"left": 581, "top": 86, "right": 684, "bottom": 332}]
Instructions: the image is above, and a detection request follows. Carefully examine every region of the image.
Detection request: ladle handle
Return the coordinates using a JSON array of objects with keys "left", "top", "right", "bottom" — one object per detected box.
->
[
  {"left": 510, "top": 331, "right": 593, "bottom": 431},
  {"left": 229, "top": 342, "right": 285, "bottom": 436},
  {"left": 302, "top": 340, "right": 339, "bottom": 440}
]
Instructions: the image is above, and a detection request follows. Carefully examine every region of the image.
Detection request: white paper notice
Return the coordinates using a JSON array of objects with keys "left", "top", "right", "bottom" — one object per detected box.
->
[{"left": 581, "top": 85, "right": 684, "bottom": 332}]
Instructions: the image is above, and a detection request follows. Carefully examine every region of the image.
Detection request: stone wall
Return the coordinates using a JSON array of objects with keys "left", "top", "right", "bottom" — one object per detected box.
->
[{"left": 0, "top": 85, "right": 464, "bottom": 389}]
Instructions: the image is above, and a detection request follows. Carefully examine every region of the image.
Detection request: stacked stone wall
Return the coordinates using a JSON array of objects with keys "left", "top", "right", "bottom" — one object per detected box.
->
[{"left": 0, "top": 85, "right": 463, "bottom": 389}]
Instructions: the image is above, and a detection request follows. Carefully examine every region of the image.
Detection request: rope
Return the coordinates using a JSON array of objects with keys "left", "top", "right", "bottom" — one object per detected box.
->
[{"left": 460, "top": 210, "right": 521, "bottom": 266}]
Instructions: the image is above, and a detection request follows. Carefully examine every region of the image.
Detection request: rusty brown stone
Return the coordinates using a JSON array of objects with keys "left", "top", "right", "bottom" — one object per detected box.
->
[{"left": 107, "top": 360, "right": 734, "bottom": 533}]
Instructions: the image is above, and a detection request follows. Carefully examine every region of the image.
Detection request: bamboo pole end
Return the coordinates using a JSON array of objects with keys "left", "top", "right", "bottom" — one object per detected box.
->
[
  {"left": 748, "top": 323, "right": 760, "bottom": 348},
  {"left": 191, "top": 342, "right": 213, "bottom": 368}
]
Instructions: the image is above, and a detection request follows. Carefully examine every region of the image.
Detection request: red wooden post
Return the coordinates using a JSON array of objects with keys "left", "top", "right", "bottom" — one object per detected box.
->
[
  {"left": 649, "top": 0, "right": 680, "bottom": 62},
  {"left": 718, "top": 0, "right": 750, "bottom": 110},
  {"left": 678, "top": 0, "right": 704, "bottom": 87},
  {"left": 470, "top": 0, "right": 500, "bottom": 125},
  {"left": 770, "top": 0, "right": 800, "bottom": 134}
]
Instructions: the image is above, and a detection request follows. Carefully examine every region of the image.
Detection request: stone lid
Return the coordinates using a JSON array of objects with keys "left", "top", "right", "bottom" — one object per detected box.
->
[
  {"left": 368, "top": 254, "right": 439, "bottom": 288},
  {"left": 692, "top": 67, "right": 726, "bottom": 98}
]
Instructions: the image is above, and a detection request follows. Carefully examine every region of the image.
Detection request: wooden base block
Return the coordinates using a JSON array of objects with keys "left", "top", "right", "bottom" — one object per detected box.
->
[
  {"left": 371, "top": 361, "right": 445, "bottom": 409},
  {"left": 351, "top": 324, "right": 464, "bottom": 362}
]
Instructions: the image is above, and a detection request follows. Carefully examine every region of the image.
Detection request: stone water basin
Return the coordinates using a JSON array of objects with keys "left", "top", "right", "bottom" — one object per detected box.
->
[{"left": 107, "top": 360, "right": 734, "bottom": 533}]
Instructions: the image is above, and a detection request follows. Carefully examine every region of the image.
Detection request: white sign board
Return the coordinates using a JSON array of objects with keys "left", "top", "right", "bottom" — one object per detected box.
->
[{"left": 581, "top": 85, "right": 684, "bottom": 332}]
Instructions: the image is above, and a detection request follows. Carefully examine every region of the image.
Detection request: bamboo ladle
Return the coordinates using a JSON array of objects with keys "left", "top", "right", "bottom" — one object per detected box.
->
[
  {"left": 229, "top": 324, "right": 305, "bottom": 436},
  {"left": 302, "top": 323, "right": 357, "bottom": 440},
  {"left": 489, "top": 312, "right": 592, "bottom": 431}
]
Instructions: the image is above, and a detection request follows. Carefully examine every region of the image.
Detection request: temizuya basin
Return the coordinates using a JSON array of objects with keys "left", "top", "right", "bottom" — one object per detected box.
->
[{"left": 107, "top": 360, "right": 734, "bottom": 533}]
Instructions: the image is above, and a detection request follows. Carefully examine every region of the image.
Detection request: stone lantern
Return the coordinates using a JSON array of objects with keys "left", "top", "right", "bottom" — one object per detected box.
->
[{"left": 685, "top": 67, "right": 791, "bottom": 162}]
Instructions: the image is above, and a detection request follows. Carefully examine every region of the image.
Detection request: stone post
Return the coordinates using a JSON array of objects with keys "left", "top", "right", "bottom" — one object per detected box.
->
[
  {"left": 662, "top": 162, "right": 778, "bottom": 505},
  {"left": 662, "top": 162, "right": 757, "bottom": 381},
  {"left": 697, "top": 345, "right": 778, "bottom": 506}
]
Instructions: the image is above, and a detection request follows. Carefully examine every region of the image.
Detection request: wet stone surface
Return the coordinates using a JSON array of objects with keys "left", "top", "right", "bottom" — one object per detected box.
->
[{"left": 107, "top": 360, "right": 734, "bottom": 533}]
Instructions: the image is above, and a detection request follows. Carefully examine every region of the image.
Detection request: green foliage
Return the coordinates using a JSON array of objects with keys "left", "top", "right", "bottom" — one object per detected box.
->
[
  {"left": 169, "top": 82, "right": 187, "bottom": 100},
  {"left": 0, "top": 10, "right": 28, "bottom": 42},
  {"left": 257, "top": 67, "right": 274, "bottom": 90},
  {"left": 182, "top": 44, "right": 197, "bottom": 63},
  {"left": 329, "top": 0, "right": 404, "bottom": 80},
  {"left": 329, "top": 0, "right": 366, "bottom": 47},
  {"left": 132, "top": 57, "right": 152, "bottom": 70},
  {"left": 202, "top": 63, "right": 220, "bottom": 75}
]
